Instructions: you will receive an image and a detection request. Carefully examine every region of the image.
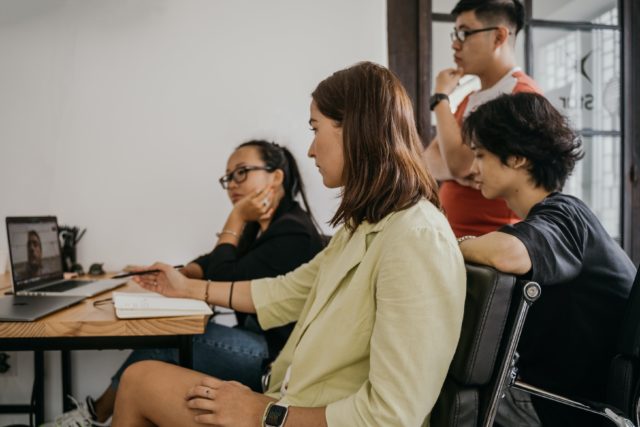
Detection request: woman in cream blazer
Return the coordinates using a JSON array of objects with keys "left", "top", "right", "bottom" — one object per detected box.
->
[{"left": 113, "top": 62, "right": 466, "bottom": 427}]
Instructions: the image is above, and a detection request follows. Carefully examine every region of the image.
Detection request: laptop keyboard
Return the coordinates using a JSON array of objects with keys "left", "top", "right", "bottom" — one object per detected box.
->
[{"left": 41, "top": 280, "right": 92, "bottom": 293}]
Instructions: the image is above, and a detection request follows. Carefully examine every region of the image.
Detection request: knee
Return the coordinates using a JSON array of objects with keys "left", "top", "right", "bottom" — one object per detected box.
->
[{"left": 119, "top": 360, "right": 165, "bottom": 397}]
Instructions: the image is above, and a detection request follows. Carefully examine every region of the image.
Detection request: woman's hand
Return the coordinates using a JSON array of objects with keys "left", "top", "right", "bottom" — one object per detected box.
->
[
  {"left": 185, "top": 377, "right": 274, "bottom": 427},
  {"left": 232, "top": 187, "right": 276, "bottom": 223},
  {"left": 132, "top": 263, "right": 194, "bottom": 299}
]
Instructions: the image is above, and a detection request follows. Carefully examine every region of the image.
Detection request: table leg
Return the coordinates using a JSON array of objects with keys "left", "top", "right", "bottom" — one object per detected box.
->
[
  {"left": 62, "top": 350, "right": 73, "bottom": 411},
  {"left": 34, "top": 351, "right": 45, "bottom": 425},
  {"left": 178, "top": 336, "right": 193, "bottom": 368}
]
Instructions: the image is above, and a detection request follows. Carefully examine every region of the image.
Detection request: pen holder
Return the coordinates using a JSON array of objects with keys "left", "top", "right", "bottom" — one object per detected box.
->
[{"left": 58, "top": 225, "right": 86, "bottom": 273}]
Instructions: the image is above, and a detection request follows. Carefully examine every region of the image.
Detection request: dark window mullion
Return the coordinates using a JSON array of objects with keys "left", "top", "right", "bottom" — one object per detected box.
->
[
  {"left": 524, "top": 0, "right": 533, "bottom": 76},
  {"left": 432, "top": 13, "right": 454, "bottom": 23},
  {"left": 578, "top": 130, "right": 622, "bottom": 137},
  {"left": 529, "top": 19, "right": 619, "bottom": 31}
]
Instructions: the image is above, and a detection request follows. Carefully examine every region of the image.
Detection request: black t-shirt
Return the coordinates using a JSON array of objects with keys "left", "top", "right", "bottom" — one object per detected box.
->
[{"left": 499, "top": 193, "right": 635, "bottom": 426}]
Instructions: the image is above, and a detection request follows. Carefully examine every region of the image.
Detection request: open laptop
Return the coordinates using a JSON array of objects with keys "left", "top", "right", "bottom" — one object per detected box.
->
[{"left": 6, "top": 216, "right": 127, "bottom": 297}]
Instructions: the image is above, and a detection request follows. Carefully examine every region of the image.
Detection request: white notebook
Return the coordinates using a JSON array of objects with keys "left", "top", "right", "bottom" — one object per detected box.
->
[{"left": 113, "top": 292, "right": 213, "bottom": 319}]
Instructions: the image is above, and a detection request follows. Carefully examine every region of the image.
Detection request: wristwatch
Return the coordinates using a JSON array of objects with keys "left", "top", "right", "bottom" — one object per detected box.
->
[
  {"left": 430, "top": 93, "right": 450, "bottom": 111},
  {"left": 263, "top": 402, "right": 289, "bottom": 427}
]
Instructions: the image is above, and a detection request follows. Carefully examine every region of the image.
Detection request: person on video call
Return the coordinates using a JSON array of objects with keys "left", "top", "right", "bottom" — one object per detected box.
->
[
  {"left": 47, "top": 140, "right": 324, "bottom": 427},
  {"left": 23, "top": 230, "right": 43, "bottom": 279},
  {"left": 111, "top": 62, "right": 465, "bottom": 427}
]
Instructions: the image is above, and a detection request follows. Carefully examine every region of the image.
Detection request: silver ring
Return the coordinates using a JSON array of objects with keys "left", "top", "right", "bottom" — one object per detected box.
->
[{"left": 262, "top": 198, "right": 269, "bottom": 207}]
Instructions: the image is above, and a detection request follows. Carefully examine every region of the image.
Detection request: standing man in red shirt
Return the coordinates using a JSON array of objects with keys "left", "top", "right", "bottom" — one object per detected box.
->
[{"left": 423, "top": 0, "right": 541, "bottom": 237}]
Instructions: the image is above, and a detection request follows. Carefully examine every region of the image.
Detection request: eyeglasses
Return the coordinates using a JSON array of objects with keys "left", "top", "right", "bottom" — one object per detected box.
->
[
  {"left": 218, "top": 165, "right": 274, "bottom": 189},
  {"left": 450, "top": 26, "right": 507, "bottom": 43}
]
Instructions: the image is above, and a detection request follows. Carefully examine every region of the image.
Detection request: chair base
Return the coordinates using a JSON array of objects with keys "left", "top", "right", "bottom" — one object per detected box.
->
[{"left": 510, "top": 380, "right": 636, "bottom": 427}]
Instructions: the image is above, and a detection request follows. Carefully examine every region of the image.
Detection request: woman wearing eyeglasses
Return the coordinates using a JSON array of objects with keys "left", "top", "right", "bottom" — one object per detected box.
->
[{"left": 53, "top": 140, "right": 324, "bottom": 426}]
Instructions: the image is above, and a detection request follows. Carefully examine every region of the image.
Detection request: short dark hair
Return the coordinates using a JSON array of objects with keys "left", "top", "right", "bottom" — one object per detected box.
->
[
  {"left": 462, "top": 93, "right": 584, "bottom": 192},
  {"left": 452, "top": 0, "right": 524, "bottom": 34},
  {"left": 312, "top": 62, "right": 440, "bottom": 230}
]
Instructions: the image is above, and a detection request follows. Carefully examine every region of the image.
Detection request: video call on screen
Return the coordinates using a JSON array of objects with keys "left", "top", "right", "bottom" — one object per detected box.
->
[{"left": 8, "top": 220, "right": 62, "bottom": 283}]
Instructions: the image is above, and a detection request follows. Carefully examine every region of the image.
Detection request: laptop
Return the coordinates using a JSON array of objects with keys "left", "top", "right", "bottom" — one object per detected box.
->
[
  {"left": 6, "top": 216, "right": 127, "bottom": 297},
  {"left": 0, "top": 294, "right": 85, "bottom": 322}
]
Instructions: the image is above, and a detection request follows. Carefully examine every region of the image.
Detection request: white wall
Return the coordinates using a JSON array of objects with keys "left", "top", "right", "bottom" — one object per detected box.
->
[{"left": 0, "top": 0, "right": 386, "bottom": 423}]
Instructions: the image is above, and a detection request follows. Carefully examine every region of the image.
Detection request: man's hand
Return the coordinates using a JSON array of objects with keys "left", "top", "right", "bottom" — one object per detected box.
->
[{"left": 434, "top": 68, "right": 464, "bottom": 95}]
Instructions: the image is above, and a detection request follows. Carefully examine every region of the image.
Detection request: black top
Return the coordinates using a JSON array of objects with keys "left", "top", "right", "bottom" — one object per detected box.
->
[
  {"left": 499, "top": 193, "right": 636, "bottom": 426},
  {"left": 192, "top": 198, "right": 325, "bottom": 361}
]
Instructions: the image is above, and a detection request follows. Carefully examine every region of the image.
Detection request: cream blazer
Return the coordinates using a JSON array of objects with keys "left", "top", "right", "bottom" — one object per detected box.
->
[{"left": 251, "top": 200, "right": 466, "bottom": 426}]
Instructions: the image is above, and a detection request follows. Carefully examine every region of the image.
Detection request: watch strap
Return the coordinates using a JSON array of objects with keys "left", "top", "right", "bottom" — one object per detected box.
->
[
  {"left": 430, "top": 93, "right": 450, "bottom": 111},
  {"left": 262, "top": 402, "right": 275, "bottom": 427}
]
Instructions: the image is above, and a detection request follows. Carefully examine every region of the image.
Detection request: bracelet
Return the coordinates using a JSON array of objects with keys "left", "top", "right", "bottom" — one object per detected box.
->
[
  {"left": 228, "top": 281, "right": 235, "bottom": 310},
  {"left": 261, "top": 401, "right": 275, "bottom": 427},
  {"left": 216, "top": 229, "right": 239, "bottom": 239},
  {"left": 203, "top": 280, "right": 211, "bottom": 302},
  {"left": 457, "top": 235, "right": 477, "bottom": 244}
]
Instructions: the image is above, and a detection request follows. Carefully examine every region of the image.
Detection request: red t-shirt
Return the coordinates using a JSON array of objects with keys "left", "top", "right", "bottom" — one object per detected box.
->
[{"left": 440, "top": 69, "right": 541, "bottom": 237}]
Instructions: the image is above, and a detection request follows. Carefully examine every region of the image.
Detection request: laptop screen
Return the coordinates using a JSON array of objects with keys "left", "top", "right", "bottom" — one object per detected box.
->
[{"left": 6, "top": 216, "right": 64, "bottom": 291}]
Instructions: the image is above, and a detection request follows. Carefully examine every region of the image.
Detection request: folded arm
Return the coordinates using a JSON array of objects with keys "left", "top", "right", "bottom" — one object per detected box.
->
[{"left": 459, "top": 231, "right": 532, "bottom": 275}]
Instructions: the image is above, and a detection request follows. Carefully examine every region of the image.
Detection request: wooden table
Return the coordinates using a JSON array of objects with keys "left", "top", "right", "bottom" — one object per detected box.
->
[{"left": 0, "top": 272, "right": 210, "bottom": 424}]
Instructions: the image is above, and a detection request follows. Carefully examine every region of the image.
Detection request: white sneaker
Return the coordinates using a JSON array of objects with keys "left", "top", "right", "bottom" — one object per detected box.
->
[{"left": 40, "top": 395, "right": 110, "bottom": 427}]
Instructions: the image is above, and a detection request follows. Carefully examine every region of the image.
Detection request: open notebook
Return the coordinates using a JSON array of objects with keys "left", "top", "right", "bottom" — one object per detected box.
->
[{"left": 113, "top": 292, "right": 213, "bottom": 319}]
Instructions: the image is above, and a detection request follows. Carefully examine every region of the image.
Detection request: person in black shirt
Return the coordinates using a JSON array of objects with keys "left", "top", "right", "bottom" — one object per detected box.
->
[
  {"left": 458, "top": 93, "right": 636, "bottom": 426},
  {"left": 51, "top": 140, "right": 324, "bottom": 426}
]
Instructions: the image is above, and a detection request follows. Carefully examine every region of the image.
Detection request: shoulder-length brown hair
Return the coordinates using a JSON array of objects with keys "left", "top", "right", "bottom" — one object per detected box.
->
[{"left": 312, "top": 61, "right": 440, "bottom": 231}]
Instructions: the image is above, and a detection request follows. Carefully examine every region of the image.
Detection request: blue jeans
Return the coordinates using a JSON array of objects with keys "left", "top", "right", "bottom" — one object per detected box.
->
[{"left": 111, "top": 320, "right": 269, "bottom": 391}]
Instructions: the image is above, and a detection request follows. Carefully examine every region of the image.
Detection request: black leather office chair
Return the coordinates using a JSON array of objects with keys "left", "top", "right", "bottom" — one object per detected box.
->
[
  {"left": 432, "top": 263, "right": 640, "bottom": 427},
  {"left": 431, "top": 263, "right": 541, "bottom": 427}
]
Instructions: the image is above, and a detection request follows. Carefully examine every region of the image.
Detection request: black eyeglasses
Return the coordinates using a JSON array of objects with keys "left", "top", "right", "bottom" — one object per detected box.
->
[
  {"left": 450, "top": 26, "right": 508, "bottom": 43},
  {"left": 218, "top": 165, "right": 274, "bottom": 189}
]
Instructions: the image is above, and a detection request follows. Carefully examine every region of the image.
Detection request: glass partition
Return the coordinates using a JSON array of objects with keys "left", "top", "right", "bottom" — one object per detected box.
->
[
  {"left": 532, "top": 27, "right": 620, "bottom": 131},
  {"left": 533, "top": 0, "right": 618, "bottom": 23},
  {"left": 564, "top": 135, "right": 621, "bottom": 239}
]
